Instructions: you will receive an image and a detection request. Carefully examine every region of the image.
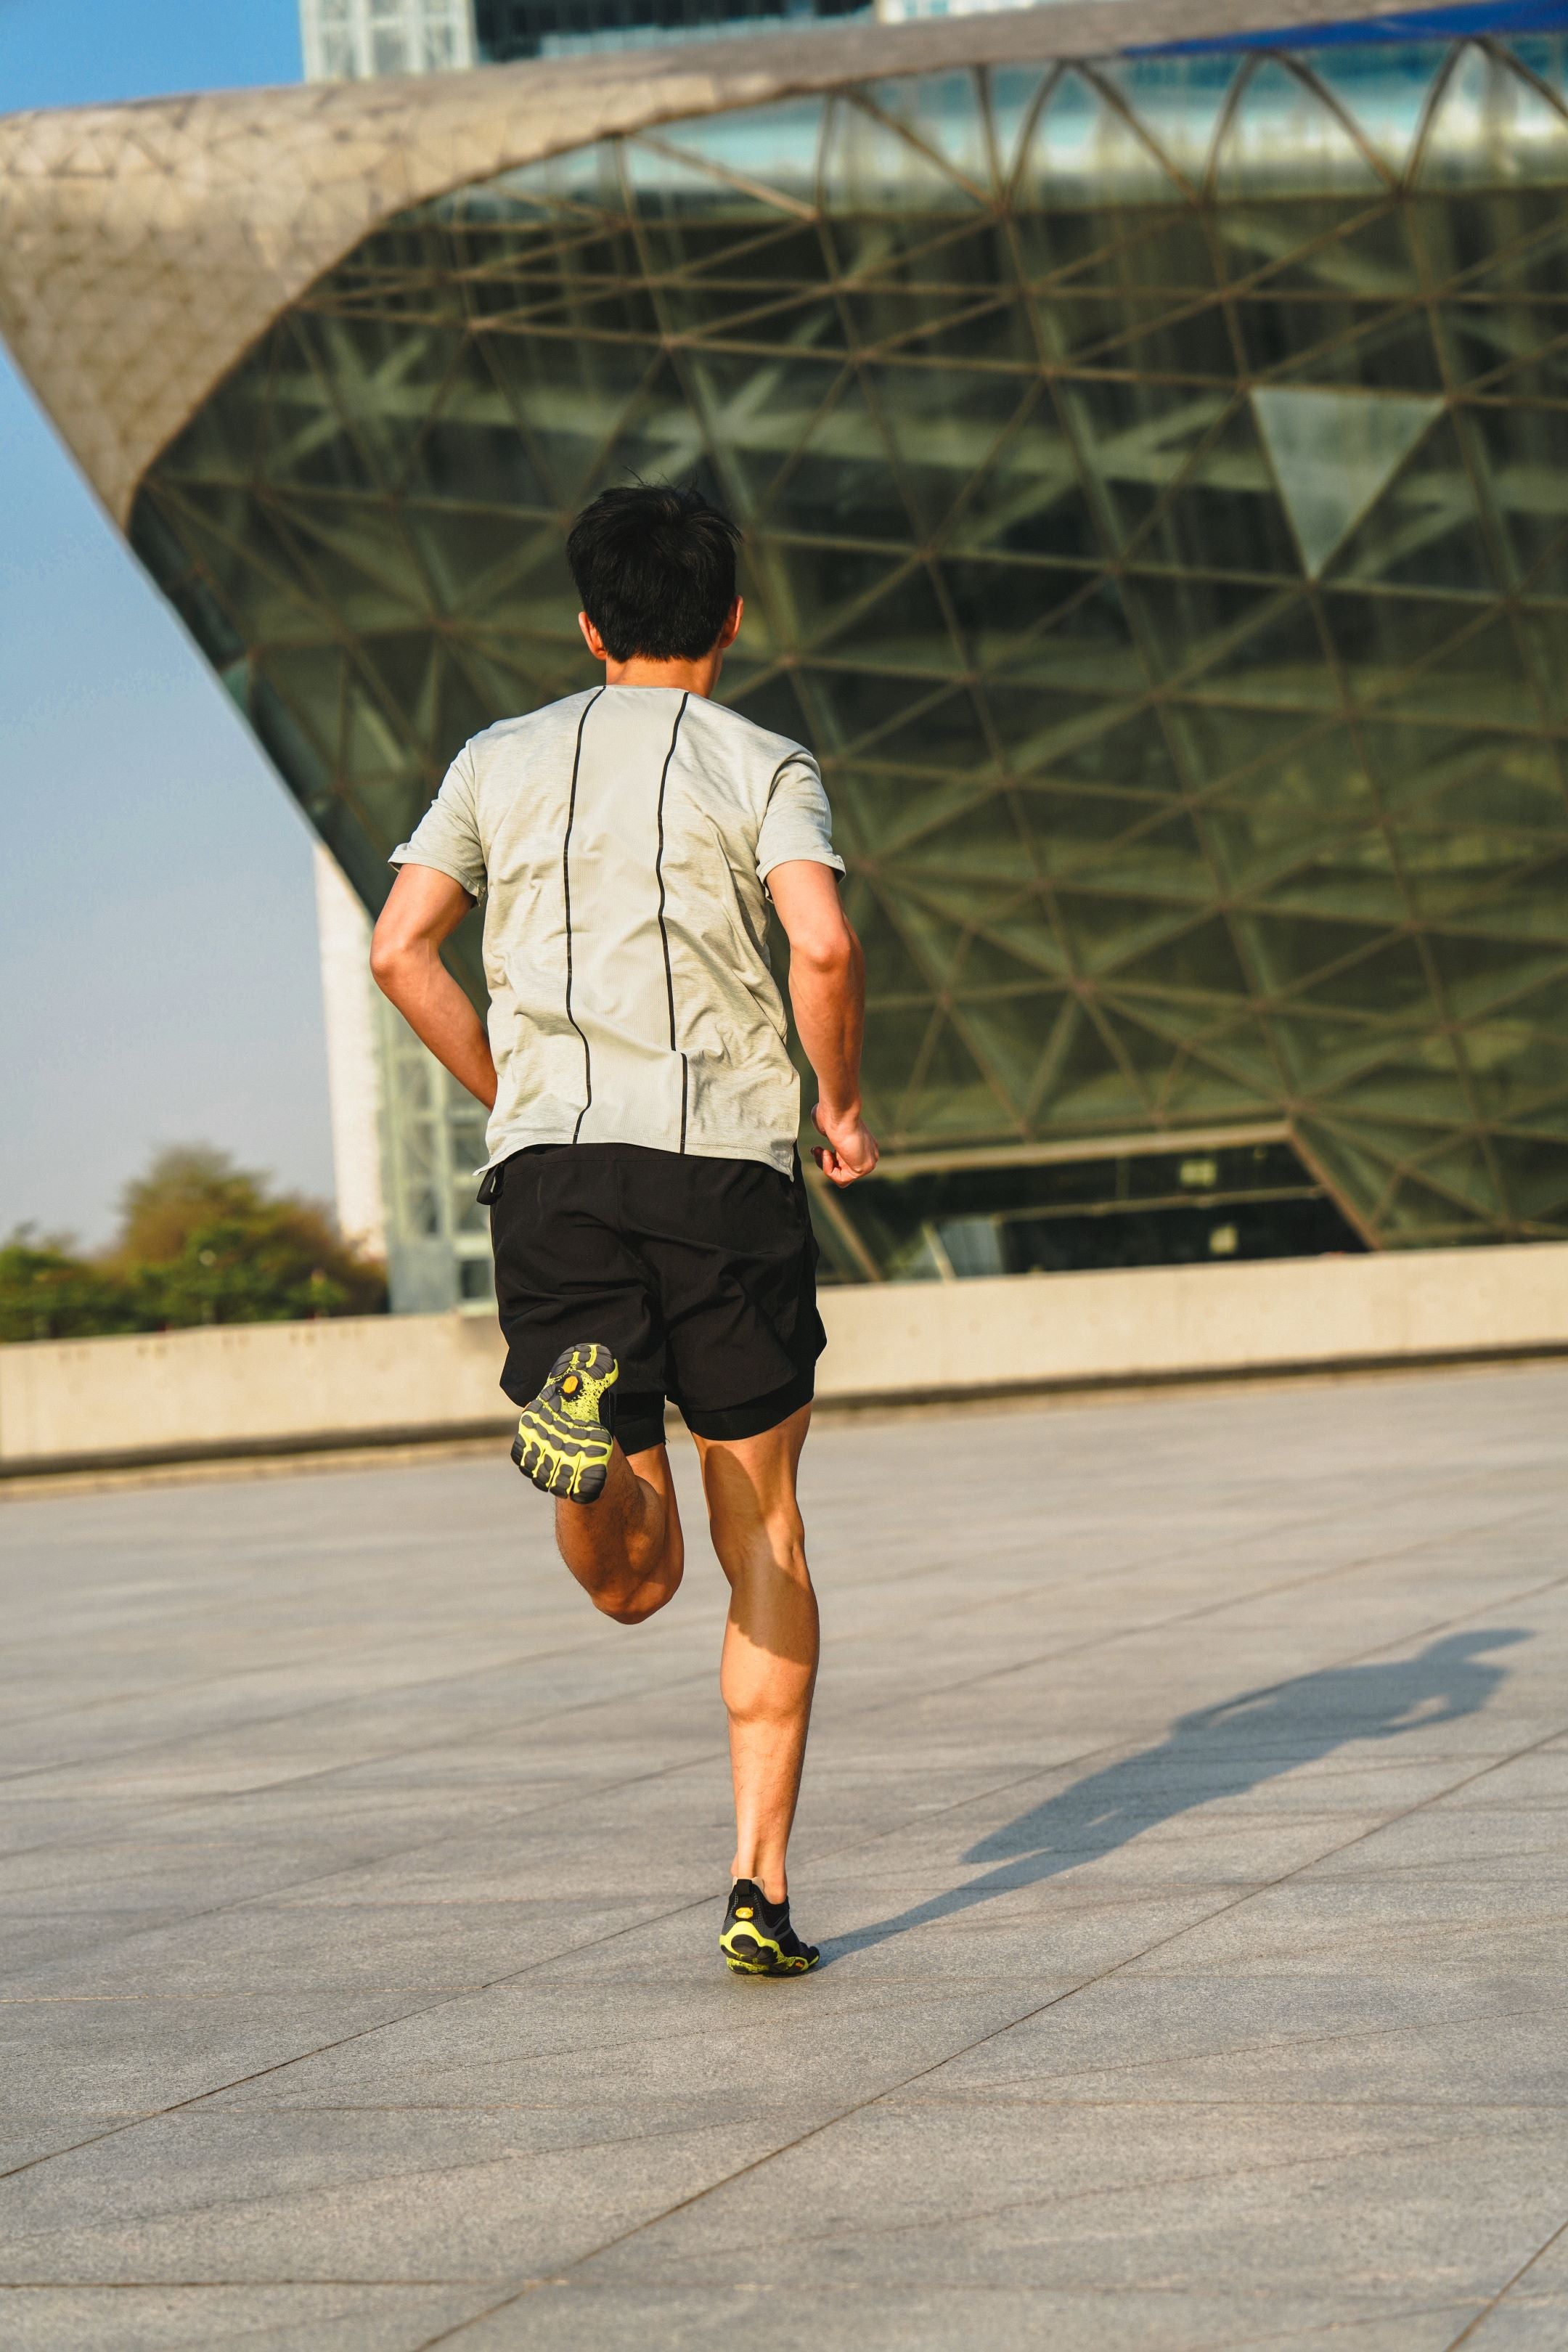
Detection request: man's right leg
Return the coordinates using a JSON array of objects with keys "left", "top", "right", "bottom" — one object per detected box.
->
[{"left": 555, "top": 1442, "right": 684, "bottom": 1626}]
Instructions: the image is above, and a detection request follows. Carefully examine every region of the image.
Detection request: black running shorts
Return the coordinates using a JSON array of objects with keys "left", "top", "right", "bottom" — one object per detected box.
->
[{"left": 486, "top": 1142, "right": 825, "bottom": 1458}]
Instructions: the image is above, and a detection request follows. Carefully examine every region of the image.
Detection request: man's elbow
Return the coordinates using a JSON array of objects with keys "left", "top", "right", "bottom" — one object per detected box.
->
[
  {"left": 789, "top": 926, "right": 856, "bottom": 981},
  {"left": 369, "top": 920, "right": 413, "bottom": 995}
]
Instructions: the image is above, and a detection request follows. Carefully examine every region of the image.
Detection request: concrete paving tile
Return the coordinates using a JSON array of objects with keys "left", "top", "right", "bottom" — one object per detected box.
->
[
  {"left": 4, "top": 1368, "right": 1567, "bottom": 2340},
  {"left": 198, "top": 1972, "right": 1043, "bottom": 2115},
  {"left": 434, "top": 2282, "right": 1477, "bottom": 2351},
  {"left": 0, "top": 1993, "right": 423, "bottom": 2118},
  {"left": 1461, "top": 2298, "right": 1568, "bottom": 2348},
  {"left": 575, "top": 2102, "right": 1567, "bottom": 2299},
  {"left": 928, "top": 1975, "right": 1568, "bottom": 2109},
  {"left": 0, "top": 1897, "right": 711, "bottom": 1999},
  {"left": 0, "top": 2107, "right": 825, "bottom": 2284},
  {"left": 0, "top": 2284, "right": 502, "bottom": 2348}
]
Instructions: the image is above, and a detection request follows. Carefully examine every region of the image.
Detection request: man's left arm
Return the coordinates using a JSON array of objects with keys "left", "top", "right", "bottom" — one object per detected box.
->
[{"left": 370, "top": 865, "right": 497, "bottom": 1109}]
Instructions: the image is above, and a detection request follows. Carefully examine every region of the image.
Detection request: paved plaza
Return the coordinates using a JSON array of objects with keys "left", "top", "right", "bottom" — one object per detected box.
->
[{"left": 2, "top": 1363, "right": 1567, "bottom": 2350}]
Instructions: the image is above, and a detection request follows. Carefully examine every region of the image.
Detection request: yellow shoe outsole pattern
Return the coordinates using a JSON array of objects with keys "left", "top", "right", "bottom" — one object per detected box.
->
[
  {"left": 512, "top": 1344, "right": 618, "bottom": 1503},
  {"left": 719, "top": 1922, "right": 819, "bottom": 1977}
]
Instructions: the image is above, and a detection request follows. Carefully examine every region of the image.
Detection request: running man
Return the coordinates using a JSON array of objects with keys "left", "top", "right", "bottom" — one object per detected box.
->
[{"left": 370, "top": 484, "right": 878, "bottom": 1977}]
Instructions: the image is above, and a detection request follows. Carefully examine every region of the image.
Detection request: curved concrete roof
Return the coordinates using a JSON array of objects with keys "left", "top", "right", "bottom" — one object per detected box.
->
[{"left": 0, "top": 0, "right": 1434, "bottom": 526}]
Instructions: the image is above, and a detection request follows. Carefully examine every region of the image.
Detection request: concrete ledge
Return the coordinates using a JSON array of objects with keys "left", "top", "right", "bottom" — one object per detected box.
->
[{"left": 4, "top": 1241, "right": 1567, "bottom": 1479}]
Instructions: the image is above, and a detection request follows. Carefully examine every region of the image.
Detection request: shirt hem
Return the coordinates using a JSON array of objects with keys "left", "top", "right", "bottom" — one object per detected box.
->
[{"left": 475, "top": 1127, "right": 797, "bottom": 1180}]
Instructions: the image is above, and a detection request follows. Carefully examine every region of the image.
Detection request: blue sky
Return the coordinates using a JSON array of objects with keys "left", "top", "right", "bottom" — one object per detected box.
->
[{"left": 0, "top": 1, "right": 340, "bottom": 1249}]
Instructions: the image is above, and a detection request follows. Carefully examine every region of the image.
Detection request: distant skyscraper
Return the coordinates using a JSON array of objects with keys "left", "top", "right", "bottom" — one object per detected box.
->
[{"left": 300, "top": 0, "right": 477, "bottom": 80}]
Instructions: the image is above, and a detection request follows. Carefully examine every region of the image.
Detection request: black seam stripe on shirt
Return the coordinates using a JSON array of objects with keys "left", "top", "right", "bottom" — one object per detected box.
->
[
  {"left": 564, "top": 686, "right": 605, "bottom": 1146},
  {"left": 654, "top": 692, "right": 690, "bottom": 1151}
]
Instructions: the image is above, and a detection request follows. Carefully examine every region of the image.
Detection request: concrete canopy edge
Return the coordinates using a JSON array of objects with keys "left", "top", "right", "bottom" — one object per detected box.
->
[{"left": 0, "top": 0, "right": 1453, "bottom": 528}]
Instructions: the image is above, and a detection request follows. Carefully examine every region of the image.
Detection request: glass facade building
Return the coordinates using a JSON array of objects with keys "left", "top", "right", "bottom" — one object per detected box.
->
[{"left": 7, "top": 5, "right": 1568, "bottom": 1282}]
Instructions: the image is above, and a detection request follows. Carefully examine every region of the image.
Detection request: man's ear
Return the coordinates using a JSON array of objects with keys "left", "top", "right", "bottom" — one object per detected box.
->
[
  {"left": 718, "top": 596, "right": 744, "bottom": 653},
  {"left": 579, "top": 611, "right": 609, "bottom": 663}
]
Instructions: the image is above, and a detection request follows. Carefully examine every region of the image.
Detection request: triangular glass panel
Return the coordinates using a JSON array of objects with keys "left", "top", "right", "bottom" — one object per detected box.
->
[
  {"left": 1375, "top": 608, "right": 1538, "bottom": 731},
  {"left": 623, "top": 137, "right": 791, "bottom": 232},
  {"left": 821, "top": 91, "right": 982, "bottom": 228},
  {"left": 1424, "top": 932, "right": 1568, "bottom": 1022},
  {"left": 862, "top": 75, "right": 992, "bottom": 199},
  {"left": 1096, "top": 57, "right": 1245, "bottom": 193},
  {"left": 1035, "top": 1003, "right": 1148, "bottom": 1127},
  {"left": 937, "top": 557, "right": 1095, "bottom": 681},
  {"left": 945, "top": 421, "right": 1103, "bottom": 566},
  {"left": 1290, "top": 932, "right": 1434, "bottom": 1018},
  {"left": 683, "top": 349, "right": 841, "bottom": 524},
  {"left": 1098, "top": 914, "right": 1254, "bottom": 1004},
  {"left": 949, "top": 1003, "right": 1048, "bottom": 1116},
  {"left": 1418, "top": 44, "right": 1568, "bottom": 192},
  {"left": 1012, "top": 782, "right": 1168, "bottom": 876},
  {"left": 846, "top": 690, "right": 993, "bottom": 783},
  {"left": 1399, "top": 1137, "right": 1505, "bottom": 1220},
  {"left": 648, "top": 99, "right": 826, "bottom": 213},
  {"left": 1273, "top": 306, "right": 1446, "bottom": 398},
  {"left": 1310, "top": 46, "right": 1441, "bottom": 179},
  {"left": 846, "top": 888, "right": 939, "bottom": 1000},
  {"left": 769, "top": 371, "right": 914, "bottom": 544},
  {"left": 861, "top": 362, "right": 1035, "bottom": 539},
  {"left": 1167, "top": 704, "right": 1342, "bottom": 798},
  {"left": 991, "top": 66, "right": 1050, "bottom": 191},
  {"left": 1127, "top": 577, "right": 1325, "bottom": 703},
  {"left": 1057, "top": 376, "right": 1230, "bottom": 555},
  {"left": 1127, "top": 399, "right": 1302, "bottom": 582},
  {"left": 597, "top": 364, "right": 709, "bottom": 491},
  {"left": 1251, "top": 387, "right": 1442, "bottom": 576},
  {"left": 1215, "top": 60, "right": 1384, "bottom": 200},
  {"left": 481, "top": 332, "right": 658, "bottom": 507},
  {"left": 1220, "top": 195, "right": 1411, "bottom": 298},
  {"left": 1018, "top": 68, "right": 1190, "bottom": 213},
  {"left": 772, "top": 546, "right": 915, "bottom": 652}
]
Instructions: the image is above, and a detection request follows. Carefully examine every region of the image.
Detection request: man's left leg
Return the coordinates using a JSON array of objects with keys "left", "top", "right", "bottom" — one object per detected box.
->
[{"left": 696, "top": 1405, "right": 821, "bottom": 1972}]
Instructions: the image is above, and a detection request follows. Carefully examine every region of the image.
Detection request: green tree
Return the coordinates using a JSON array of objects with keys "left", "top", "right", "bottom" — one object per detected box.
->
[
  {"left": 0, "top": 1233, "right": 142, "bottom": 1343},
  {"left": 0, "top": 1148, "right": 386, "bottom": 1342}
]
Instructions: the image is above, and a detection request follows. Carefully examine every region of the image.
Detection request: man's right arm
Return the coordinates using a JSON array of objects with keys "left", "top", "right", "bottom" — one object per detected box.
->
[
  {"left": 766, "top": 859, "right": 879, "bottom": 1188},
  {"left": 370, "top": 865, "right": 498, "bottom": 1109}
]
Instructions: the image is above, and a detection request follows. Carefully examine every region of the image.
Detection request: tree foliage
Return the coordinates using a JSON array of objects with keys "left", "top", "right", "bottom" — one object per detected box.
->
[{"left": 0, "top": 1148, "right": 386, "bottom": 1342}]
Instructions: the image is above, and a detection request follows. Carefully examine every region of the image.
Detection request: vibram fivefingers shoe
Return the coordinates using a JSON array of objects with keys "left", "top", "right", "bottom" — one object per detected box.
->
[
  {"left": 511, "top": 1343, "right": 619, "bottom": 1503},
  {"left": 720, "top": 1879, "right": 819, "bottom": 1977}
]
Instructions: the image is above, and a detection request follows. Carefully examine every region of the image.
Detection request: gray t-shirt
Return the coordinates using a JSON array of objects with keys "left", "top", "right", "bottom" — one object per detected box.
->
[{"left": 391, "top": 685, "right": 844, "bottom": 1178}]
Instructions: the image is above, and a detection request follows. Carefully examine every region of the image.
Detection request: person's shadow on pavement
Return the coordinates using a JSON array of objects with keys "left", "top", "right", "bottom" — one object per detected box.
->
[{"left": 828, "top": 1628, "right": 1528, "bottom": 1959}]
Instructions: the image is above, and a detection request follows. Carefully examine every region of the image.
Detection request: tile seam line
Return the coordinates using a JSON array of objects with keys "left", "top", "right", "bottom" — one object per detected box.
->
[
  {"left": 4, "top": 1465, "right": 1530, "bottom": 1842},
  {"left": 7, "top": 1514, "right": 1561, "bottom": 2187},
  {"left": 409, "top": 1714, "right": 1568, "bottom": 2349},
  {"left": 4, "top": 1554, "right": 1561, "bottom": 2081},
  {"left": 1442, "top": 2209, "right": 1568, "bottom": 2348},
  {"left": 820, "top": 1473, "right": 1568, "bottom": 1679},
  {"left": 11, "top": 1539, "right": 1545, "bottom": 2009},
  {"left": 4, "top": 1410, "right": 1542, "bottom": 1741},
  {"left": 3, "top": 1449, "right": 1549, "bottom": 1778},
  {"left": 0, "top": 1617, "right": 720, "bottom": 1786},
  {"left": 0, "top": 1764, "right": 757, "bottom": 2183}
]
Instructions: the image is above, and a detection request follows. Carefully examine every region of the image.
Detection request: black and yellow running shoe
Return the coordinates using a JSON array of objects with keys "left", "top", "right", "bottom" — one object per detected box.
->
[
  {"left": 511, "top": 1343, "right": 619, "bottom": 1503},
  {"left": 720, "top": 1879, "right": 819, "bottom": 1977}
]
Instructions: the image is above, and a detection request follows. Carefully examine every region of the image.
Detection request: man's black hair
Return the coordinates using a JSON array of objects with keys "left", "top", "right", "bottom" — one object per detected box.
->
[{"left": 568, "top": 483, "right": 740, "bottom": 663}]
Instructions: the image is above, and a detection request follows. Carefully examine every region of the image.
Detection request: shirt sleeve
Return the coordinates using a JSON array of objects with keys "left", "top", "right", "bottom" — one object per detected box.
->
[
  {"left": 756, "top": 753, "right": 846, "bottom": 887},
  {"left": 389, "top": 743, "right": 486, "bottom": 901}
]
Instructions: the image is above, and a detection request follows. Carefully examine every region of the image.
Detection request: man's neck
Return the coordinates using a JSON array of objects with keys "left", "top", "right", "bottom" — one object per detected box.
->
[{"left": 600, "top": 650, "right": 725, "bottom": 699}]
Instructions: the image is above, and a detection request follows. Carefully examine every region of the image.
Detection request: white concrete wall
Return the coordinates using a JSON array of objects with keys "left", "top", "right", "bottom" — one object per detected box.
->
[
  {"left": 313, "top": 846, "right": 387, "bottom": 1260},
  {"left": 4, "top": 1242, "right": 1567, "bottom": 1476}
]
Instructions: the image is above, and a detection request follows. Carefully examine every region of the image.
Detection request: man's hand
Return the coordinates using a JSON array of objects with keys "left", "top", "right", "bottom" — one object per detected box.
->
[
  {"left": 811, "top": 1102, "right": 879, "bottom": 1187},
  {"left": 767, "top": 861, "right": 881, "bottom": 1191}
]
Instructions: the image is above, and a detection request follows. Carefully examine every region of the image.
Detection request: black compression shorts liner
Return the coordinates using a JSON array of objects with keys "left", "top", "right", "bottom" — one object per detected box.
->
[{"left": 615, "top": 1365, "right": 815, "bottom": 1458}]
